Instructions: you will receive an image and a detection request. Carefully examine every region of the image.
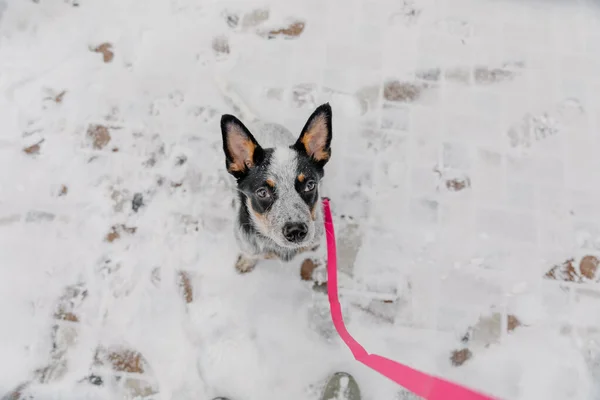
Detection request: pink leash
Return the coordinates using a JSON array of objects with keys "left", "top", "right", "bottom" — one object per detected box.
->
[{"left": 322, "top": 198, "right": 497, "bottom": 400}]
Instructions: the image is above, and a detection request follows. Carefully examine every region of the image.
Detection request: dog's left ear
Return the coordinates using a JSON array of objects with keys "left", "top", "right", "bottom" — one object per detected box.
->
[{"left": 293, "top": 103, "right": 332, "bottom": 167}]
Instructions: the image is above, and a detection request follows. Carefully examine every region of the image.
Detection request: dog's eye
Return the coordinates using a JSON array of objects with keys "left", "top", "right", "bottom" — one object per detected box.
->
[
  {"left": 256, "top": 187, "right": 270, "bottom": 199},
  {"left": 304, "top": 180, "right": 316, "bottom": 192}
]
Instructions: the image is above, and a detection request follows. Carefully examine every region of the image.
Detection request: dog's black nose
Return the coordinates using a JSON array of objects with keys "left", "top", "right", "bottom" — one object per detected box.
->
[{"left": 283, "top": 222, "right": 308, "bottom": 243}]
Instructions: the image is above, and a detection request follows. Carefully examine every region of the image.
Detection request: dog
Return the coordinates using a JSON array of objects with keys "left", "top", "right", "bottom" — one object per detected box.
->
[{"left": 220, "top": 104, "right": 333, "bottom": 273}]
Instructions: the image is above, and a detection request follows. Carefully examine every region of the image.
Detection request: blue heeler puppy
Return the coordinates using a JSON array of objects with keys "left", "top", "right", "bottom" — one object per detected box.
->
[{"left": 220, "top": 104, "right": 333, "bottom": 273}]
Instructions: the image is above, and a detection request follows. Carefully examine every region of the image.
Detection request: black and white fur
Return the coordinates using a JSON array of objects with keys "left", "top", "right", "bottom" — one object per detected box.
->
[{"left": 220, "top": 104, "right": 333, "bottom": 272}]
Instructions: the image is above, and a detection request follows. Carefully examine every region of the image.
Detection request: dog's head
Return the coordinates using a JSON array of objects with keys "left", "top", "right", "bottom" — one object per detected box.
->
[{"left": 220, "top": 104, "right": 332, "bottom": 249}]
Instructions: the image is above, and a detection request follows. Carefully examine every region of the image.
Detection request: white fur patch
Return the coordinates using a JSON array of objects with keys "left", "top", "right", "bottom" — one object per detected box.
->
[{"left": 269, "top": 147, "right": 298, "bottom": 184}]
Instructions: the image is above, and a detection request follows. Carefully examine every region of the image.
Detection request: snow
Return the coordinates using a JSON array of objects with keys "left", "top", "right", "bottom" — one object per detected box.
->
[{"left": 2, "top": 0, "right": 600, "bottom": 399}]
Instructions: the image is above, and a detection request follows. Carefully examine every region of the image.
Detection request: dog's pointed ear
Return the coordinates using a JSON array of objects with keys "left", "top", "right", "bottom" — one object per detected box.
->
[
  {"left": 293, "top": 103, "right": 332, "bottom": 166},
  {"left": 221, "top": 115, "right": 263, "bottom": 178}
]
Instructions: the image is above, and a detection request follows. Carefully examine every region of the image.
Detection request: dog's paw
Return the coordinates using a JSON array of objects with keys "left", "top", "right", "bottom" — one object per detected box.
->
[
  {"left": 235, "top": 255, "right": 257, "bottom": 274},
  {"left": 263, "top": 252, "right": 278, "bottom": 260},
  {"left": 300, "top": 258, "right": 320, "bottom": 281}
]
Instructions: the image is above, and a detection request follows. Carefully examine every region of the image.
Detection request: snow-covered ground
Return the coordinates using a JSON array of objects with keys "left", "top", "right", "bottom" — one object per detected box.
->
[{"left": 2, "top": 0, "right": 600, "bottom": 399}]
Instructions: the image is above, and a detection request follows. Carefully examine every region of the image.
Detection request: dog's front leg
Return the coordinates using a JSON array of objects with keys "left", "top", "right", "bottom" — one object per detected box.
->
[{"left": 235, "top": 254, "right": 259, "bottom": 274}]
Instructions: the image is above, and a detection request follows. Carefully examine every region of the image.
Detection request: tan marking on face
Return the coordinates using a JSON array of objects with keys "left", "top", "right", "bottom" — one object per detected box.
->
[
  {"left": 310, "top": 202, "right": 317, "bottom": 221},
  {"left": 266, "top": 178, "right": 275, "bottom": 188},
  {"left": 301, "top": 114, "right": 330, "bottom": 162},
  {"left": 247, "top": 198, "right": 270, "bottom": 231},
  {"left": 227, "top": 126, "right": 256, "bottom": 172},
  {"left": 297, "top": 173, "right": 305, "bottom": 182}
]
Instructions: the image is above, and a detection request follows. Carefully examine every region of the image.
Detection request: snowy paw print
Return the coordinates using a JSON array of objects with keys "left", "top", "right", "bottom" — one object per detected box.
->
[
  {"left": 110, "top": 186, "right": 131, "bottom": 213},
  {"left": 10, "top": 283, "right": 92, "bottom": 392},
  {"left": 507, "top": 98, "right": 584, "bottom": 149},
  {"left": 169, "top": 90, "right": 185, "bottom": 107},
  {"left": 187, "top": 105, "right": 219, "bottom": 124},
  {"left": 149, "top": 102, "right": 161, "bottom": 117},
  {"left": 531, "top": 113, "right": 559, "bottom": 142},
  {"left": 89, "top": 346, "right": 159, "bottom": 398},
  {"left": 389, "top": 1, "right": 422, "bottom": 26},
  {"left": 291, "top": 83, "right": 317, "bottom": 109},
  {"left": 149, "top": 91, "right": 186, "bottom": 116},
  {"left": 174, "top": 214, "right": 200, "bottom": 234},
  {"left": 196, "top": 50, "right": 211, "bottom": 67},
  {"left": 98, "top": 257, "right": 121, "bottom": 279},
  {"left": 212, "top": 36, "right": 230, "bottom": 59}
]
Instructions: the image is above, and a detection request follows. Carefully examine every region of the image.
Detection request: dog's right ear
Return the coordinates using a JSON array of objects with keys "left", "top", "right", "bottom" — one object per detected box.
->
[{"left": 221, "top": 115, "right": 264, "bottom": 178}]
